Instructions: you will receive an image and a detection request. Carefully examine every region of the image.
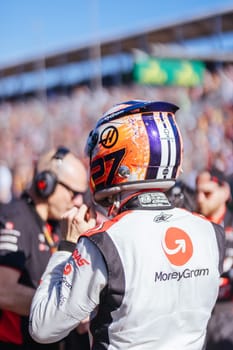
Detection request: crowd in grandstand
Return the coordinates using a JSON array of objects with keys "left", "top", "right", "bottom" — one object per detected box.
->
[{"left": 0, "top": 63, "right": 232, "bottom": 196}]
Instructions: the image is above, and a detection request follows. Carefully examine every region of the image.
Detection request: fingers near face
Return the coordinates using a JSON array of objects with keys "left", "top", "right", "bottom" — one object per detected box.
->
[
  {"left": 61, "top": 206, "right": 79, "bottom": 220},
  {"left": 61, "top": 204, "right": 89, "bottom": 223},
  {"left": 73, "top": 204, "right": 89, "bottom": 222}
]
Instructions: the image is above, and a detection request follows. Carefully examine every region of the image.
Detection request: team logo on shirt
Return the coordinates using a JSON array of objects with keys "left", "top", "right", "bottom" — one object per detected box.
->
[
  {"left": 162, "top": 227, "right": 193, "bottom": 266},
  {"left": 63, "top": 263, "right": 73, "bottom": 275},
  {"left": 71, "top": 249, "right": 90, "bottom": 267}
]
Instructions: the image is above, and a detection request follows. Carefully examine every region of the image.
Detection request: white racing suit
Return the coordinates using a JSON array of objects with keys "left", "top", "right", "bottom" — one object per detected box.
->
[{"left": 29, "top": 193, "right": 225, "bottom": 349}]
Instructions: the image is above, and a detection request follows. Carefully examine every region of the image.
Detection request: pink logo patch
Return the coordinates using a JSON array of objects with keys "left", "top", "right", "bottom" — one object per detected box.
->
[{"left": 5, "top": 221, "right": 14, "bottom": 229}]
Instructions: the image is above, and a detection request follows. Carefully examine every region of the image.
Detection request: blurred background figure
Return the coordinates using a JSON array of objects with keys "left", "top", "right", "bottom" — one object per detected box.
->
[
  {"left": 195, "top": 166, "right": 233, "bottom": 349},
  {"left": 0, "top": 146, "right": 90, "bottom": 350},
  {"left": 0, "top": 163, "right": 13, "bottom": 204},
  {"left": 196, "top": 167, "right": 232, "bottom": 226}
]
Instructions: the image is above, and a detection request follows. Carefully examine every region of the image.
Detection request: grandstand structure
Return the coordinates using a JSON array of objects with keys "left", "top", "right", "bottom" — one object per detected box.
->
[{"left": 0, "top": 6, "right": 233, "bottom": 100}]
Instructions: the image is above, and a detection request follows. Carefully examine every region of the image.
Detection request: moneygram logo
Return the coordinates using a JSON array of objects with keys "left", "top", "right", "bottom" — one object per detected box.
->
[{"left": 162, "top": 227, "right": 193, "bottom": 266}]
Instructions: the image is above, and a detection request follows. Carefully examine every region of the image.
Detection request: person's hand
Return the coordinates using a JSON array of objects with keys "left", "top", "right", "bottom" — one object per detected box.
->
[
  {"left": 60, "top": 204, "right": 96, "bottom": 243},
  {"left": 76, "top": 317, "right": 90, "bottom": 334}
]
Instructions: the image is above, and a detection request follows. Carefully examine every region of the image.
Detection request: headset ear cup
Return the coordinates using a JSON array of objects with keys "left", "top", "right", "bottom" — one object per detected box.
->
[{"left": 35, "top": 171, "right": 58, "bottom": 199}]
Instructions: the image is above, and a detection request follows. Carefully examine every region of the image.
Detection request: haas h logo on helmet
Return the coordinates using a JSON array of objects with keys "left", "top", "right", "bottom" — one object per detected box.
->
[
  {"left": 100, "top": 126, "right": 118, "bottom": 149},
  {"left": 35, "top": 146, "right": 70, "bottom": 199}
]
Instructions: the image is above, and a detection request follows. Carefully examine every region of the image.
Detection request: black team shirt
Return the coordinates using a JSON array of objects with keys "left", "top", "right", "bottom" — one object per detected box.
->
[{"left": 0, "top": 192, "right": 60, "bottom": 349}]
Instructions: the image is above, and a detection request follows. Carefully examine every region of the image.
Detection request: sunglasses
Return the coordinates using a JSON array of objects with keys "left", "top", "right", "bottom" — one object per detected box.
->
[{"left": 58, "top": 181, "right": 85, "bottom": 199}]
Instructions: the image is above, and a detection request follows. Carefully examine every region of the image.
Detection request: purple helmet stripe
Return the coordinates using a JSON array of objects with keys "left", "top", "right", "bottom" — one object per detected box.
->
[{"left": 142, "top": 113, "right": 161, "bottom": 179}]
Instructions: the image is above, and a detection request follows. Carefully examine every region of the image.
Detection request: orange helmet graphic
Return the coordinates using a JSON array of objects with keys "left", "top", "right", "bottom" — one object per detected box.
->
[{"left": 85, "top": 100, "right": 183, "bottom": 206}]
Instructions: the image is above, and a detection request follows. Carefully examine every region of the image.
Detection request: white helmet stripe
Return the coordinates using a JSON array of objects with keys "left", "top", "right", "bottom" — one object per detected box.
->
[{"left": 156, "top": 112, "right": 176, "bottom": 179}]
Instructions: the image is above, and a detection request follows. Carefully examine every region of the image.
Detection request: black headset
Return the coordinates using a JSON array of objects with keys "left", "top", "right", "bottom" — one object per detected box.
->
[{"left": 34, "top": 146, "right": 70, "bottom": 199}]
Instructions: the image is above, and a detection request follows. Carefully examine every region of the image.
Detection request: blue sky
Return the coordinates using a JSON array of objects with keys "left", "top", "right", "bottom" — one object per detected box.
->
[{"left": 0, "top": 0, "right": 232, "bottom": 66}]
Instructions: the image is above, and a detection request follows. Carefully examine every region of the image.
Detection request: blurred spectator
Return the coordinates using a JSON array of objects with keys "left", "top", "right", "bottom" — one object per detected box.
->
[
  {"left": 195, "top": 167, "right": 233, "bottom": 349},
  {"left": 196, "top": 167, "right": 232, "bottom": 226}
]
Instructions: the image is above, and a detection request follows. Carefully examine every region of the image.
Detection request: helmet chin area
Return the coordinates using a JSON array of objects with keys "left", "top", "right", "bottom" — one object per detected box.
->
[{"left": 94, "top": 179, "right": 176, "bottom": 207}]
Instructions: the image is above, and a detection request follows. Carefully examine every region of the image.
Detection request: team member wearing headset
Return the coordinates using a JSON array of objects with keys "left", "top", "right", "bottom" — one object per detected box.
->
[
  {"left": 0, "top": 147, "right": 89, "bottom": 350},
  {"left": 30, "top": 101, "right": 225, "bottom": 349}
]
